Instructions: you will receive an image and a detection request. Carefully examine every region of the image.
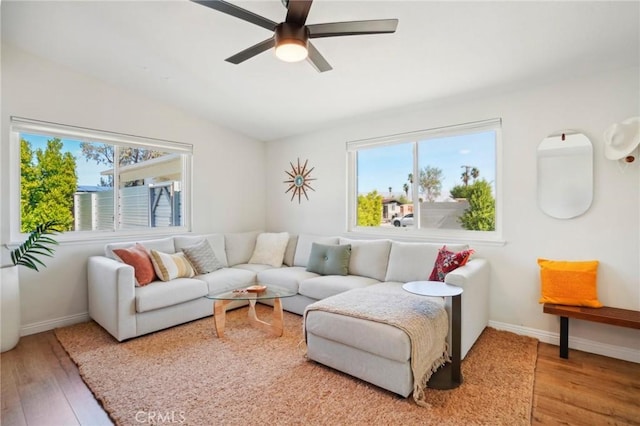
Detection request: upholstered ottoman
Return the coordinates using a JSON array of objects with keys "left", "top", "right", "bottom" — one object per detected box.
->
[{"left": 304, "top": 283, "right": 448, "bottom": 402}]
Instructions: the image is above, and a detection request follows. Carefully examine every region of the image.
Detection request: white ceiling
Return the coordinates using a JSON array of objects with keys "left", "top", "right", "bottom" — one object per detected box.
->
[{"left": 2, "top": 1, "right": 639, "bottom": 141}]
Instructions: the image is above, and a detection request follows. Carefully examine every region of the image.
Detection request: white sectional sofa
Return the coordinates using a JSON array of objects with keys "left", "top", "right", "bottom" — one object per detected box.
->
[{"left": 88, "top": 231, "right": 489, "bottom": 396}]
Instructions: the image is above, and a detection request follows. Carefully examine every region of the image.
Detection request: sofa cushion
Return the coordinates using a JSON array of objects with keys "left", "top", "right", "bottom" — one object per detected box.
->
[
  {"left": 181, "top": 240, "right": 225, "bottom": 274},
  {"left": 149, "top": 250, "right": 195, "bottom": 281},
  {"left": 233, "top": 263, "right": 275, "bottom": 273},
  {"left": 225, "top": 231, "right": 260, "bottom": 266},
  {"left": 258, "top": 266, "right": 319, "bottom": 294},
  {"left": 283, "top": 234, "right": 298, "bottom": 267},
  {"left": 135, "top": 278, "right": 208, "bottom": 313},
  {"left": 307, "top": 243, "right": 352, "bottom": 276},
  {"left": 174, "top": 234, "right": 228, "bottom": 267},
  {"left": 339, "top": 238, "right": 392, "bottom": 281},
  {"left": 299, "top": 275, "right": 379, "bottom": 300},
  {"left": 305, "top": 310, "right": 411, "bottom": 363},
  {"left": 105, "top": 237, "right": 175, "bottom": 260},
  {"left": 112, "top": 243, "right": 157, "bottom": 286},
  {"left": 196, "top": 267, "right": 256, "bottom": 294},
  {"left": 249, "top": 232, "right": 290, "bottom": 267},
  {"left": 294, "top": 235, "right": 340, "bottom": 267},
  {"left": 385, "top": 241, "right": 468, "bottom": 283}
]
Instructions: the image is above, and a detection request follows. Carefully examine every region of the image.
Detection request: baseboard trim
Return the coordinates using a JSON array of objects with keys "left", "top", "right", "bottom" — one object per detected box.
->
[
  {"left": 489, "top": 320, "right": 640, "bottom": 363},
  {"left": 19, "top": 314, "right": 638, "bottom": 363},
  {"left": 21, "top": 312, "right": 90, "bottom": 337}
]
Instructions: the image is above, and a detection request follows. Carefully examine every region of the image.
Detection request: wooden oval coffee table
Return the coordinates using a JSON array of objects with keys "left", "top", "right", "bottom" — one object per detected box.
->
[{"left": 205, "top": 285, "right": 297, "bottom": 337}]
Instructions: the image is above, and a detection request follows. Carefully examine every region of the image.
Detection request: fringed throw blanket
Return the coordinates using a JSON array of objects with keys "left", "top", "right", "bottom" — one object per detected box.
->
[{"left": 303, "top": 283, "right": 449, "bottom": 407}]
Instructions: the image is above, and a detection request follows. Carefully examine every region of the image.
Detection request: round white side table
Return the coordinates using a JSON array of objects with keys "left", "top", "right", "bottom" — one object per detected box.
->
[{"left": 403, "top": 280, "right": 463, "bottom": 389}]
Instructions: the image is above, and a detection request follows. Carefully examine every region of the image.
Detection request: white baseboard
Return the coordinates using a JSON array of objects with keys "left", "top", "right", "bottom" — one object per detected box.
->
[
  {"left": 21, "top": 312, "right": 90, "bottom": 337},
  {"left": 18, "top": 314, "right": 639, "bottom": 363},
  {"left": 489, "top": 320, "right": 640, "bottom": 363}
]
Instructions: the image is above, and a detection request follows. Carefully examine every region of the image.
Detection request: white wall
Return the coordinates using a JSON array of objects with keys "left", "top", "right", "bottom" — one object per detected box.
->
[
  {"left": 1, "top": 44, "right": 266, "bottom": 333},
  {"left": 266, "top": 65, "right": 640, "bottom": 361},
  {"left": 2, "top": 41, "right": 638, "bottom": 362}
]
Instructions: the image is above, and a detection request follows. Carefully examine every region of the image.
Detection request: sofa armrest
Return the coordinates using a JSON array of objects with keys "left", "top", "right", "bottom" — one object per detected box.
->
[
  {"left": 87, "top": 256, "right": 137, "bottom": 341},
  {"left": 444, "top": 258, "right": 490, "bottom": 359}
]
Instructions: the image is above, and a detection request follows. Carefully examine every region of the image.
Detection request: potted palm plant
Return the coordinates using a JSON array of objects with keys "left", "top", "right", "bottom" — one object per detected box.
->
[{"left": 1, "top": 221, "right": 60, "bottom": 352}]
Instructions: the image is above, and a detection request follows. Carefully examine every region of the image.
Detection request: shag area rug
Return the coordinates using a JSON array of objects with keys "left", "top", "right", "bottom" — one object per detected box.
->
[{"left": 56, "top": 305, "right": 538, "bottom": 426}]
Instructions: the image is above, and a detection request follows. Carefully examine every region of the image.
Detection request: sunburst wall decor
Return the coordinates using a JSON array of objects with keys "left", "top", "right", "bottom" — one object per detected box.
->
[{"left": 284, "top": 158, "right": 316, "bottom": 203}]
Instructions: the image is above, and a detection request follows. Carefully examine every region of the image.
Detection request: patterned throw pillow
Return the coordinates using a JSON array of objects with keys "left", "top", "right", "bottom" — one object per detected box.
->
[
  {"left": 538, "top": 259, "right": 602, "bottom": 307},
  {"left": 112, "top": 243, "right": 157, "bottom": 286},
  {"left": 149, "top": 250, "right": 195, "bottom": 282},
  {"left": 428, "top": 245, "right": 475, "bottom": 282},
  {"left": 181, "top": 240, "right": 224, "bottom": 275}
]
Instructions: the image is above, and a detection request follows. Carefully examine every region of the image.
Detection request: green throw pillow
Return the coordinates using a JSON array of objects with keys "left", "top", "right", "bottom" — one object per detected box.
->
[{"left": 306, "top": 243, "right": 351, "bottom": 276}]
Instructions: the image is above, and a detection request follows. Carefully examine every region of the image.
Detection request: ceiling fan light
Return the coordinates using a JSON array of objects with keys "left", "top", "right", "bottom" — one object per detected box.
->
[
  {"left": 274, "top": 23, "right": 309, "bottom": 63},
  {"left": 275, "top": 40, "right": 308, "bottom": 62}
]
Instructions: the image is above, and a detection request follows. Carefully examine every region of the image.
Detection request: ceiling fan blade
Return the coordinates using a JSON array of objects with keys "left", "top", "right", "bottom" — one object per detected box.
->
[
  {"left": 308, "top": 19, "right": 398, "bottom": 38},
  {"left": 226, "top": 37, "right": 276, "bottom": 64},
  {"left": 192, "top": 0, "right": 278, "bottom": 31},
  {"left": 306, "top": 41, "right": 332, "bottom": 73},
  {"left": 285, "top": 0, "right": 313, "bottom": 26}
]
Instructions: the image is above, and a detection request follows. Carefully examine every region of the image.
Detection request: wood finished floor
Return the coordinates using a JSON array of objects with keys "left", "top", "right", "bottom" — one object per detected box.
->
[{"left": 1, "top": 330, "right": 639, "bottom": 425}]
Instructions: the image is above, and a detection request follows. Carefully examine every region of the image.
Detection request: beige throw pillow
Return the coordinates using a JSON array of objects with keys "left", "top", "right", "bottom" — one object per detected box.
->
[
  {"left": 248, "top": 232, "right": 290, "bottom": 267},
  {"left": 149, "top": 250, "right": 195, "bottom": 281}
]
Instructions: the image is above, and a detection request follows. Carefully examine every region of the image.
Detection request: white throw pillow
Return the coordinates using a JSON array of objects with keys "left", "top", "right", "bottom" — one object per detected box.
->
[{"left": 248, "top": 232, "right": 290, "bottom": 268}]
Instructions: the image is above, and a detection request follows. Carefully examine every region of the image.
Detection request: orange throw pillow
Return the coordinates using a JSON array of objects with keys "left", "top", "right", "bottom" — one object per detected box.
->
[
  {"left": 538, "top": 259, "right": 602, "bottom": 307},
  {"left": 113, "top": 243, "right": 157, "bottom": 286}
]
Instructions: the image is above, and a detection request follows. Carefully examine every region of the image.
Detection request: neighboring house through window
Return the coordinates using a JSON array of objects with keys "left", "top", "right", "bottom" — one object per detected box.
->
[
  {"left": 347, "top": 118, "right": 502, "bottom": 243},
  {"left": 10, "top": 117, "right": 192, "bottom": 240}
]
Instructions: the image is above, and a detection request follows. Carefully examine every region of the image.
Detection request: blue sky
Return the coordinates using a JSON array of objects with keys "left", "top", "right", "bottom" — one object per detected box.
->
[
  {"left": 22, "top": 133, "right": 106, "bottom": 186},
  {"left": 357, "top": 131, "right": 496, "bottom": 200},
  {"left": 23, "top": 131, "right": 496, "bottom": 197}
]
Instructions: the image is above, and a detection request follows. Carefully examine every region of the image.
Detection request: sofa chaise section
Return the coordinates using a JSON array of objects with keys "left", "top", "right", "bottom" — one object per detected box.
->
[{"left": 304, "top": 240, "right": 489, "bottom": 397}]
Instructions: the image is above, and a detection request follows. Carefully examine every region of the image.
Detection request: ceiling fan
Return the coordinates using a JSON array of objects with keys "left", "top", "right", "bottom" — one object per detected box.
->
[{"left": 192, "top": 0, "right": 399, "bottom": 72}]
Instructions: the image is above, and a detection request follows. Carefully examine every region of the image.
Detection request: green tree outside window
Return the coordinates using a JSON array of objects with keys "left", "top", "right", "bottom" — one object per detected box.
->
[
  {"left": 458, "top": 179, "right": 495, "bottom": 231},
  {"left": 357, "top": 190, "right": 383, "bottom": 226},
  {"left": 20, "top": 138, "right": 77, "bottom": 233}
]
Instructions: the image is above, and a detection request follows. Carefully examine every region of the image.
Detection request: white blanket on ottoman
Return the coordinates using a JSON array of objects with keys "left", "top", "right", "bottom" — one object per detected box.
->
[{"left": 304, "top": 283, "right": 449, "bottom": 407}]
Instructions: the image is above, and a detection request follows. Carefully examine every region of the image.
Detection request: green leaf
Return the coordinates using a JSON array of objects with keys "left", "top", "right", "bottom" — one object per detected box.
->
[{"left": 11, "top": 221, "right": 60, "bottom": 271}]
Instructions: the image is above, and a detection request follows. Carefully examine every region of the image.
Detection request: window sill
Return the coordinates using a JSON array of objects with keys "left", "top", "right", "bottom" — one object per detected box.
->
[
  {"left": 8, "top": 227, "right": 190, "bottom": 247},
  {"left": 345, "top": 227, "right": 506, "bottom": 247}
]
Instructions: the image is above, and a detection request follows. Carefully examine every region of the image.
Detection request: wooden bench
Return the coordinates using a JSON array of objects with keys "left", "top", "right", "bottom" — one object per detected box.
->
[{"left": 543, "top": 303, "right": 640, "bottom": 359}]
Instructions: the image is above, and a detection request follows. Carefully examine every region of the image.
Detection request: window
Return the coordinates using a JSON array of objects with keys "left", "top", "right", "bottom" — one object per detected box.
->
[
  {"left": 10, "top": 117, "right": 192, "bottom": 239},
  {"left": 347, "top": 118, "right": 501, "bottom": 242}
]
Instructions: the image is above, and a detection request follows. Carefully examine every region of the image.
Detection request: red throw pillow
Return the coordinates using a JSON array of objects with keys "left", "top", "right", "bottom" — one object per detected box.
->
[
  {"left": 429, "top": 246, "right": 475, "bottom": 282},
  {"left": 113, "top": 243, "right": 157, "bottom": 286}
]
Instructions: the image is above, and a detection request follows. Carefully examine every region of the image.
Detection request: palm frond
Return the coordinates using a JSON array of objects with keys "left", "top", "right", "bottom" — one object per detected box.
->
[{"left": 11, "top": 221, "right": 61, "bottom": 272}]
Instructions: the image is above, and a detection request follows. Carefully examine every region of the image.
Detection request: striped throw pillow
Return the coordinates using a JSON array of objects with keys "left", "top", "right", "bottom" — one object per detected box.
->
[{"left": 149, "top": 250, "right": 195, "bottom": 281}]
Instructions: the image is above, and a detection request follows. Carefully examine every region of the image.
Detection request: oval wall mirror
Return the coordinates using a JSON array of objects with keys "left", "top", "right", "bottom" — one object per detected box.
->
[{"left": 537, "top": 132, "right": 593, "bottom": 219}]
